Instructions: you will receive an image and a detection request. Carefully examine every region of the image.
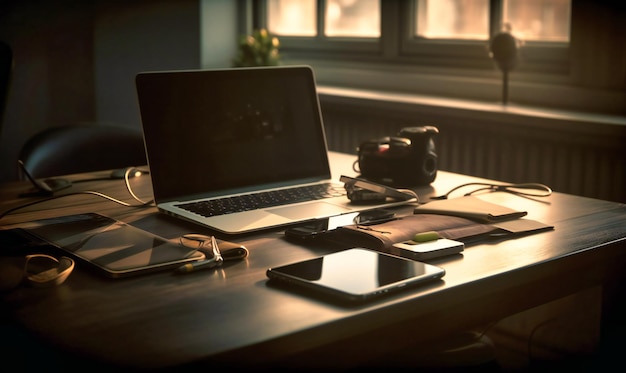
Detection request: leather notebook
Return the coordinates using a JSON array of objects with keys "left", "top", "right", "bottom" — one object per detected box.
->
[
  {"left": 413, "top": 196, "right": 527, "bottom": 223},
  {"left": 320, "top": 213, "right": 553, "bottom": 252}
]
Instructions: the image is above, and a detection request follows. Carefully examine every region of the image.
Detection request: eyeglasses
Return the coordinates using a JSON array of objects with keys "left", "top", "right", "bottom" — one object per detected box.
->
[
  {"left": 24, "top": 254, "right": 74, "bottom": 287},
  {"left": 180, "top": 234, "right": 222, "bottom": 262},
  {"left": 179, "top": 234, "right": 249, "bottom": 261}
]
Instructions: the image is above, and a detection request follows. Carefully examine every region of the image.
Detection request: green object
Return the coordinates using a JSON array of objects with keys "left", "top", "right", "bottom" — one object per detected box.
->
[
  {"left": 232, "top": 28, "right": 281, "bottom": 67},
  {"left": 413, "top": 231, "right": 440, "bottom": 243}
]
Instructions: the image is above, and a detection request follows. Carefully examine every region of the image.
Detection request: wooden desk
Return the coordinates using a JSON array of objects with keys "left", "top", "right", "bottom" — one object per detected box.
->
[{"left": 1, "top": 152, "right": 625, "bottom": 370}]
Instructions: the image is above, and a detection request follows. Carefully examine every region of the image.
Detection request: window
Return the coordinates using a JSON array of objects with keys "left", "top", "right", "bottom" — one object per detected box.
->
[
  {"left": 260, "top": 0, "right": 571, "bottom": 73},
  {"left": 325, "top": 0, "right": 380, "bottom": 37},
  {"left": 415, "top": 0, "right": 490, "bottom": 40},
  {"left": 266, "top": 0, "right": 316, "bottom": 36},
  {"left": 502, "top": 0, "right": 571, "bottom": 42},
  {"left": 239, "top": 0, "right": 626, "bottom": 114},
  {"left": 267, "top": 0, "right": 380, "bottom": 38},
  {"left": 414, "top": 0, "right": 570, "bottom": 42}
]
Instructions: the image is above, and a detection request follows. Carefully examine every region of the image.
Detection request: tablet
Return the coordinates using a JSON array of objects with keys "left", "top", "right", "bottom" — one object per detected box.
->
[
  {"left": 19, "top": 213, "right": 205, "bottom": 278},
  {"left": 266, "top": 248, "right": 445, "bottom": 303}
]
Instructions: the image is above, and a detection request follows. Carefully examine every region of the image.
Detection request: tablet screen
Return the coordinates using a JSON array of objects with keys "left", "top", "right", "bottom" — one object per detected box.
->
[
  {"left": 22, "top": 213, "right": 204, "bottom": 277},
  {"left": 266, "top": 248, "right": 444, "bottom": 302}
]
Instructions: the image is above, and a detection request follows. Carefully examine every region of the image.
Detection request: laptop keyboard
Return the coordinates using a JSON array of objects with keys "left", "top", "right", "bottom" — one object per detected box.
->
[{"left": 176, "top": 183, "right": 346, "bottom": 217}]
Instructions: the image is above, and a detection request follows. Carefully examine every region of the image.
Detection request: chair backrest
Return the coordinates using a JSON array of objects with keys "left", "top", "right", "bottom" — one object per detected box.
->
[{"left": 19, "top": 124, "right": 147, "bottom": 179}]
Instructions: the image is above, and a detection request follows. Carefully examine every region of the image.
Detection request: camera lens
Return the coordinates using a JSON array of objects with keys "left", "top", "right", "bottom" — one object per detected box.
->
[{"left": 424, "top": 156, "right": 437, "bottom": 174}]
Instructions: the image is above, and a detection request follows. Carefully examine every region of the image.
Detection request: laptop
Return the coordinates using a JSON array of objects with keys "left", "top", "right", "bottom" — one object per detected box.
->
[{"left": 135, "top": 66, "right": 414, "bottom": 234}]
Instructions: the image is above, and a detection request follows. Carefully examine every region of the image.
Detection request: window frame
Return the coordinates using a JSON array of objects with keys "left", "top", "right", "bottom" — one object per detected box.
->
[{"left": 254, "top": 0, "right": 570, "bottom": 74}]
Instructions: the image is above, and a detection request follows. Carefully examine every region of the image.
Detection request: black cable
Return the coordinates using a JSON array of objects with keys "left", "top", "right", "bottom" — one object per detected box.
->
[
  {"left": 2, "top": 165, "right": 156, "bottom": 220},
  {"left": 68, "top": 169, "right": 149, "bottom": 184},
  {"left": 64, "top": 168, "right": 150, "bottom": 184},
  {"left": 527, "top": 317, "right": 558, "bottom": 368},
  {"left": 431, "top": 182, "right": 552, "bottom": 200},
  {"left": 0, "top": 189, "right": 154, "bottom": 221},
  {"left": 123, "top": 167, "right": 153, "bottom": 205}
]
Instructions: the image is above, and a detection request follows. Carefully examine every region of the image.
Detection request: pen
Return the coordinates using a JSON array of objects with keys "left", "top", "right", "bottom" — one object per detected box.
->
[
  {"left": 175, "top": 245, "right": 249, "bottom": 273},
  {"left": 175, "top": 257, "right": 223, "bottom": 273}
]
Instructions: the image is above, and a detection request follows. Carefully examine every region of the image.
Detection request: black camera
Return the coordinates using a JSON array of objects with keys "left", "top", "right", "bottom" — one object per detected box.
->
[{"left": 357, "top": 125, "right": 438, "bottom": 187}]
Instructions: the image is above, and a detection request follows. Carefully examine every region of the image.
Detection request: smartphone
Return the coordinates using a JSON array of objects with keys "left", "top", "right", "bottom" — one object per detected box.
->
[
  {"left": 18, "top": 213, "right": 205, "bottom": 278},
  {"left": 284, "top": 209, "right": 397, "bottom": 241},
  {"left": 266, "top": 248, "right": 445, "bottom": 303}
]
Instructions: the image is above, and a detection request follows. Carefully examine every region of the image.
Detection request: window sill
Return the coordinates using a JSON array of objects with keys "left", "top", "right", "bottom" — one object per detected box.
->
[
  {"left": 295, "top": 60, "right": 626, "bottom": 116},
  {"left": 317, "top": 85, "right": 626, "bottom": 137},
  {"left": 317, "top": 85, "right": 626, "bottom": 127}
]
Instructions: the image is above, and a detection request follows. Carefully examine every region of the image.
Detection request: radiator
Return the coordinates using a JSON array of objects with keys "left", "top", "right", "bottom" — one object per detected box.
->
[
  {"left": 434, "top": 130, "right": 625, "bottom": 202},
  {"left": 320, "top": 103, "right": 625, "bottom": 203}
]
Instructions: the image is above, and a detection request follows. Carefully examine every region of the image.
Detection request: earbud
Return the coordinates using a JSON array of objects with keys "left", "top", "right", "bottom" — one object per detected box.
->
[{"left": 24, "top": 254, "right": 74, "bottom": 287}]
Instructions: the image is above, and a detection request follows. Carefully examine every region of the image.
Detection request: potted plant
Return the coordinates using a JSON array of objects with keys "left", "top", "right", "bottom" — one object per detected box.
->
[{"left": 232, "top": 28, "right": 281, "bottom": 67}]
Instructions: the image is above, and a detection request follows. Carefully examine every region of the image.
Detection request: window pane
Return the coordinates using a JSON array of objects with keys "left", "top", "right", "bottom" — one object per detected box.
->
[
  {"left": 267, "top": 0, "right": 317, "bottom": 36},
  {"left": 325, "top": 0, "right": 380, "bottom": 37},
  {"left": 503, "top": 0, "right": 571, "bottom": 42},
  {"left": 416, "top": 0, "right": 489, "bottom": 40}
]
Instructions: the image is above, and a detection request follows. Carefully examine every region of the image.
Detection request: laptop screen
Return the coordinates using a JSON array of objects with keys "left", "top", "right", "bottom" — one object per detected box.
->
[{"left": 136, "top": 66, "right": 331, "bottom": 202}]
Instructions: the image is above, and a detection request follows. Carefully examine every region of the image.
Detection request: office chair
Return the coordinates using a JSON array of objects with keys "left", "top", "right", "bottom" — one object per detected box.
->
[{"left": 18, "top": 124, "right": 147, "bottom": 180}]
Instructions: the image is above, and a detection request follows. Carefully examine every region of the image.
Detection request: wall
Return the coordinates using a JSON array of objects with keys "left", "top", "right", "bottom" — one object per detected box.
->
[
  {"left": 0, "top": 0, "right": 237, "bottom": 183},
  {"left": 93, "top": 1, "right": 201, "bottom": 128},
  {"left": 0, "top": 1, "right": 96, "bottom": 182}
]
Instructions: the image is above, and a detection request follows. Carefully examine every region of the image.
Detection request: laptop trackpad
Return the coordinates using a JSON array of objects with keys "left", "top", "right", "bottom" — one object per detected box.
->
[{"left": 270, "top": 202, "right": 351, "bottom": 220}]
